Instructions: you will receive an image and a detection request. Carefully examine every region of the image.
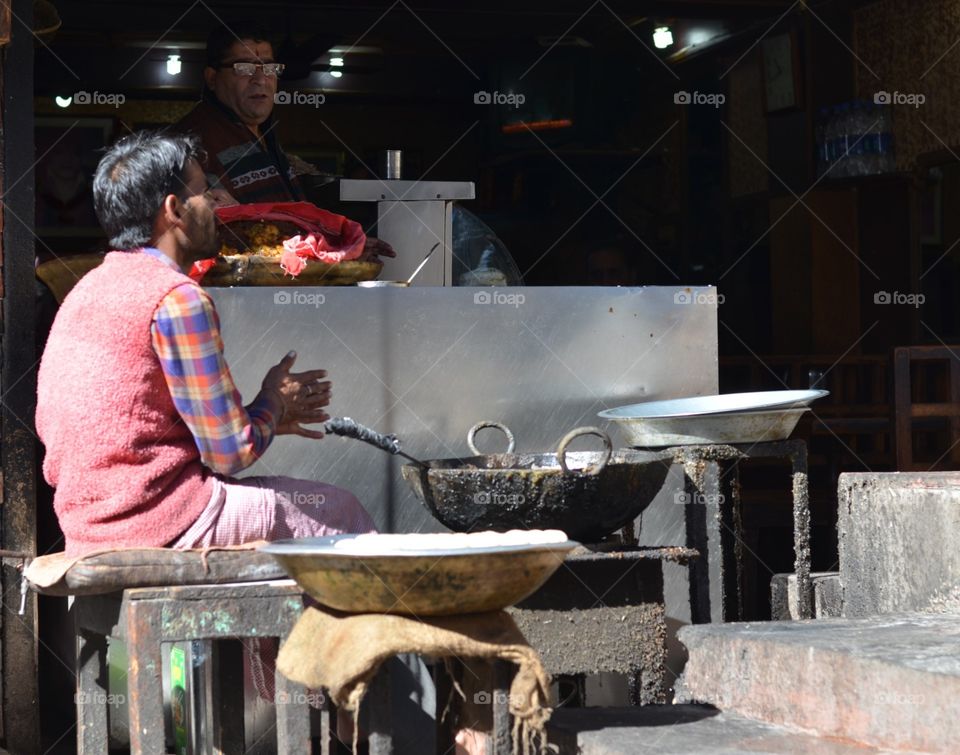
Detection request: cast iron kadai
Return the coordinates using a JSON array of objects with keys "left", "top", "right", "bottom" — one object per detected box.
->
[{"left": 323, "top": 418, "right": 671, "bottom": 542}]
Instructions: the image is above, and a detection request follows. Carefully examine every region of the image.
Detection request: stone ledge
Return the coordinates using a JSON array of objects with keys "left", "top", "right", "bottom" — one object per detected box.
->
[
  {"left": 547, "top": 705, "right": 898, "bottom": 754},
  {"left": 676, "top": 612, "right": 960, "bottom": 753}
]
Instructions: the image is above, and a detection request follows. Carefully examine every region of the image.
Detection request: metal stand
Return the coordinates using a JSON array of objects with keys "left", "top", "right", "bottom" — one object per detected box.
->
[
  {"left": 667, "top": 439, "right": 812, "bottom": 622},
  {"left": 510, "top": 546, "right": 697, "bottom": 705}
]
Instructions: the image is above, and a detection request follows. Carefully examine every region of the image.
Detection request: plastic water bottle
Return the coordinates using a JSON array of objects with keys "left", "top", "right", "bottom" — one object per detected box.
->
[
  {"left": 860, "top": 102, "right": 878, "bottom": 174},
  {"left": 839, "top": 103, "right": 855, "bottom": 177},
  {"left": 877, "top": 105, "right": 896, "bottom": 173},
  {"left": 847, "top": 102, "right": 867, "bottom": 177},
  {"left": 848, "top": 102, "right": 871, "bottom": 176},
  {"left": 816, "top": 107, "right": 830, "bottom": 177},
  {"left": 827, "top": 105, "right": 843, "bottom": 178}
]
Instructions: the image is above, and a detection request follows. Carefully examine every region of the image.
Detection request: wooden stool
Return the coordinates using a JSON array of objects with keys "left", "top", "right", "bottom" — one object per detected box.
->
[
  {"left": 74, "top": 580, "right": 310, "bottom": 755},
  {"left": 27, "top": 548, "right": 519, "bottom": 754},
  {"left": 24, "top": 547, "right": 313, "bottom": 754}
]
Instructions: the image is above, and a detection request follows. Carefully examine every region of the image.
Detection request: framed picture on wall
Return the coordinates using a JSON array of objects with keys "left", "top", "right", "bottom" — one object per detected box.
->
[
  {"left": 762, "top": 32, "right": 802, "bottom": 113},
  {"left": 35, "top": 117, "right": 114, "bottom": 237},
  {"left": 0, "top": 1, "right": 11, "bottom": 47}
]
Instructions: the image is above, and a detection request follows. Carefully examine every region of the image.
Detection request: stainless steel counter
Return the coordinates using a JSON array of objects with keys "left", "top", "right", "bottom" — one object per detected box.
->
[{"left": 209, "top": 286, "right": 718, "bottom": 532}]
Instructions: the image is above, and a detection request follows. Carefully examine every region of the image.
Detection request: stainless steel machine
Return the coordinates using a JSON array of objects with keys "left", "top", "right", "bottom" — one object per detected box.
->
[{"left": 340, "top": 178, "right": 475, "bottom": 286}]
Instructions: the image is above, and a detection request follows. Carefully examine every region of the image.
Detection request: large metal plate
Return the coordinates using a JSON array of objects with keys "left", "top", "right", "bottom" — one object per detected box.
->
[
  {"left": 260, "top": 532, "right": 577, "bottom": 558},
  {"left": 598, "top": 389, "right": 829, "bottom": 419},
  {"left": 260, "top": 533, "right": 578, "bottom": 614},
  {"left": 609, "top": 407, "right": 810, "bottom": 447},
  {"left": 209, "top": 286, "right": 718, "bottom": 532}
]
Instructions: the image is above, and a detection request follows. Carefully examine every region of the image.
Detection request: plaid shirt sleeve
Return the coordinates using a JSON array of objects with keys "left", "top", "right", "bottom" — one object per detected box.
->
[{"left": 151, "top": 283, "right": 277, "bottom": 475}]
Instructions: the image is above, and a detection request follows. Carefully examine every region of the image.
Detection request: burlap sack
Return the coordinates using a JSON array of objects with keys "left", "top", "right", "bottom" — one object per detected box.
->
[{"left": 277, "top": 606, "right": 554, "bottom": 754}]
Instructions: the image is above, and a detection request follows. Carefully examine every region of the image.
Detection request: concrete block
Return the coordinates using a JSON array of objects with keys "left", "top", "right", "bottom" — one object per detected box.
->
[
  {"left": 838, "top": 472, "right": 960, "bottom": 618},
  {"left": 509, "top": 605, "right": 667, "bottom": 704},
  {"left": 770, "top": 572, "right": 842, "bottom": 620},
  {"left": 547, "top": 705, "right": 896, "bottom": 754},
  {"left": 676, "top": 612, "right": 960, "bottom": 753}
]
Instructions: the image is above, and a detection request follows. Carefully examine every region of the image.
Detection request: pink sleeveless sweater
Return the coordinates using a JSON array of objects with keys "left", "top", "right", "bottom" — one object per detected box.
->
[{"left": 36, "top": 251, "right": 215, "bottom": 555}]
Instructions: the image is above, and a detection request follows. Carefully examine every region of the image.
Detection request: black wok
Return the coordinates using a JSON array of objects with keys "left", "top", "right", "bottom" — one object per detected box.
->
[
  {"left": 399, "top": 424, "right": 671, "bottom": 542},
  {"left": 323, "top": 419, "right": 671, "bottom": 542}
]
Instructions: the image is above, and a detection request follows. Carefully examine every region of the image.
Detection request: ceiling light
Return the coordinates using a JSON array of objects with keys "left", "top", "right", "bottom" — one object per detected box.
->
[
  {"left": 166, "top": 54, "right": 181, "bottom": 76},
  {"left": 653, "top": 26, "right": 674, "bottom": 50},
  {"left": 54, "top": 95, "right": 71, "bottom": 108},
  {"left": 330, "top": 56, "right": 344, "bottom": 67},
  {"left": 330, "top": 70, "right": 343, "bottom": 78},
  {"left": 688, "top": 29, "right": 712, "bottom": 47}
]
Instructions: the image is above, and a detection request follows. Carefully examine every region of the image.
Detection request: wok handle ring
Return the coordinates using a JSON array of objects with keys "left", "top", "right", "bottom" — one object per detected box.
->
[
  {"left": 557, "top": 426, "right": 613, "bottom": 476},
  {"left": 467, "top": 421, "right": 517, "bottom": 455}
]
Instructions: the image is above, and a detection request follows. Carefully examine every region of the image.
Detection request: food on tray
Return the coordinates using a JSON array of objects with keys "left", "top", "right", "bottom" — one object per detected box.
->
[
  {"left": 191, "top": 201, "right": 369, "bottom": 282},
  {"left": 330, "top": 529, "right": 570, "bottom": 554},
  {"left": 217, "top": 220, "right": 301, "bottom": 257}
]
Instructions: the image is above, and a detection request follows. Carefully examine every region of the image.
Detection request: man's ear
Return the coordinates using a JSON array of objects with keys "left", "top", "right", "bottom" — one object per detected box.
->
[
  {"left": 160, "top": 194, "right": 185, "bottom": 230},
  {"left": 203, "top": 66, "right": 217, "bottom": 91}
]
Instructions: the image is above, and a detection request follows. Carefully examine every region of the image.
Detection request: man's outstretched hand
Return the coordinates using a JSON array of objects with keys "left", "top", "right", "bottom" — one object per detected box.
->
[{"left": 261, "top": 351, "right": 332, "bottom": 438}]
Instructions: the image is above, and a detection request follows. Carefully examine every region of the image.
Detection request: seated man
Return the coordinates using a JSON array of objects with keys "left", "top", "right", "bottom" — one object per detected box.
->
[
  {"left": 36, "top": 130, "right": 374, "bottom": 555},
  {"left": 36, "top": 130, "right": 459, "bottom": 754}
]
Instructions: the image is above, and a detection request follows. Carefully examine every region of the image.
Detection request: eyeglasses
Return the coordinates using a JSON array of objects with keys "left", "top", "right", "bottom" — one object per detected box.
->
[{"left": 218, "top": 61, "right": 285, "bottom": 77}]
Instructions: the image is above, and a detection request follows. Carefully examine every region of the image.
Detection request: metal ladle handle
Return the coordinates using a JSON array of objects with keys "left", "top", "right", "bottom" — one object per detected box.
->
[
  {"left": 467, "top": 421, "right": 517, "bottom": 455},
  {"left": 324, "top": 417, "right": 427, "bottom": 468},
  {"left": 557, "top": 426, "right": 613, "bottom": 476}
]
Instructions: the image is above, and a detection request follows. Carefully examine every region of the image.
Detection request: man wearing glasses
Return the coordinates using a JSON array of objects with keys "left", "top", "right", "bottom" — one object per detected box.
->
[
  {"left": 176, "top": 24, "right": 395, "bottom": 259},
  {"left": 176, "top": 24, "right": 299, "bottom": 204}
]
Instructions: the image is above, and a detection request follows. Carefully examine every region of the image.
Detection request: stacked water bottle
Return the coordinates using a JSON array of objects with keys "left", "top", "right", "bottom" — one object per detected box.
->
[{"left": 816, "top": 100, "right": 896, "bottom": 178}]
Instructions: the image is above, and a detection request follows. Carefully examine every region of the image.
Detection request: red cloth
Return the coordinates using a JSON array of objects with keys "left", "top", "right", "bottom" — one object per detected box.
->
[
  {"left": 191, "top": 201, "right": 367, "bottom": 281},
  {"left": 36, "top": 252, "right": 215, "bottom": 556}
]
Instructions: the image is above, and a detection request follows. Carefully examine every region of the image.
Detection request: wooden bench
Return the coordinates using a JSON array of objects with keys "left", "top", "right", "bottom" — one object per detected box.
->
[{"left": 25, "top": 548, "right": 313, "bottom": 754}]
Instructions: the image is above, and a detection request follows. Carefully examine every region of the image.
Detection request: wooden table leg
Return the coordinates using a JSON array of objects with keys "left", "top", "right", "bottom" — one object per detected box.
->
[
  {"left": 367, "top": 663, "right": 393, "bottom": 755},
  {"left": 124, "top": 601, "right": 166, "bottom": 755},
  {"left": 275, "top": 644, "right": 311, "bottom": 754},
  {"left": 491, "top": 661, "right": 513, "bottom": 755},
  {"left": 76, "top": 628, "right": 109, "bottom": 755}
]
